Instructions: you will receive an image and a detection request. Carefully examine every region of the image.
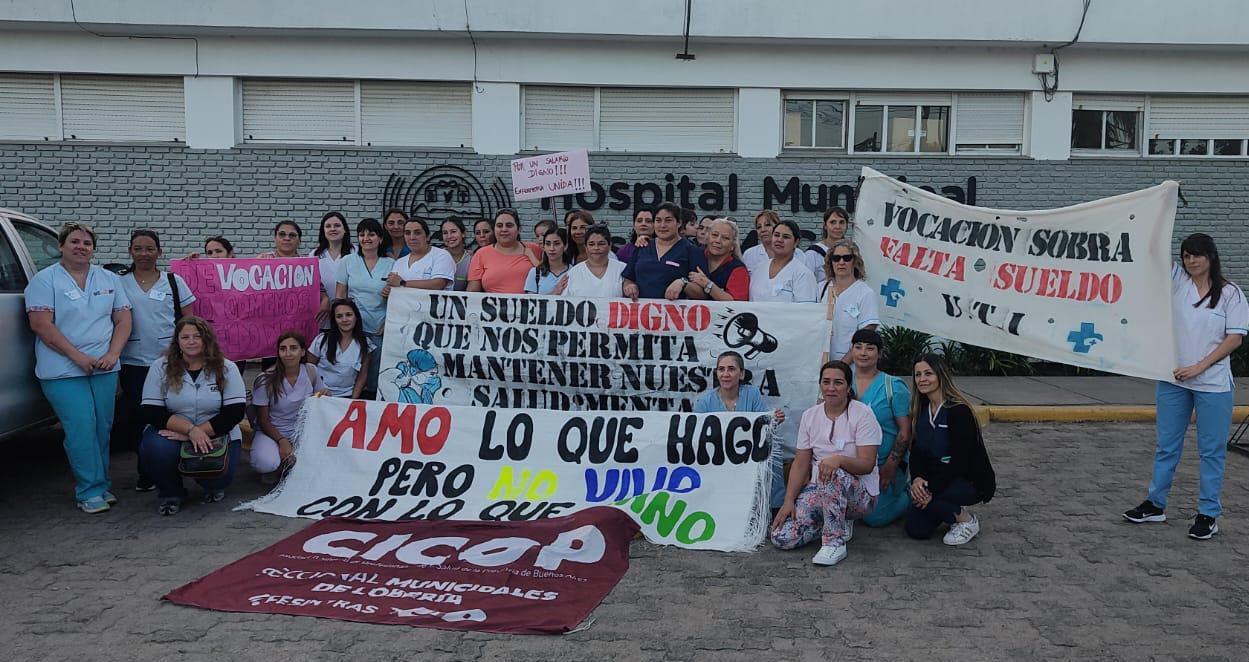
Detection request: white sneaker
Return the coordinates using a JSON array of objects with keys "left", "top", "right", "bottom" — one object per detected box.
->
[
  {"left": 846, "top": 520, "right": 854, "bottom": 542},
  {"left": 943, "top": 514, "right": 980, "bottom": 546},
  {"left": 811, "top": 544, "right": 847, "bottom": 566}
]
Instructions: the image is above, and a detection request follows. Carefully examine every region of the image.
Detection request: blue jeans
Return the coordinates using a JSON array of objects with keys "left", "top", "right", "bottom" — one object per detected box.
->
[
  {"left": 904, "top": 478, "right": 980, "bottom": 540},
  {"left": 138, "top": 426, "right": 241, "bottom": 500},
  {"left": 1148, "top": 380, "right": 1234, "bottom": 518},
  {"left": 40, "top": 372, "right": 118, "bottom": 502}
]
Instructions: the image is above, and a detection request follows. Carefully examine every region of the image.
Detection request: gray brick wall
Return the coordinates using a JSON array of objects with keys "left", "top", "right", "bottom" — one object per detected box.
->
[{"left": 1, "top": 144, "right": 1246, "bottom": 279}]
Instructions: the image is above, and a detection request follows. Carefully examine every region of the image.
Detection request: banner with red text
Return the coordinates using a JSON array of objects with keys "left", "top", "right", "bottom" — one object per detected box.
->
[
  {"left": 854, "top": 167, "right": 1178, "bottom": 380},
  {"left": 165, "top": 508, "right": 638, "bottom": 634},
  {"left": 240, "top": 397, "right": 773, "bottom": 552},
  {"left": 170, "top": 257, "right": 320, "bottom": 361},
  {"left": 376, "top": 289, "right": 827, "bottom": 458}
]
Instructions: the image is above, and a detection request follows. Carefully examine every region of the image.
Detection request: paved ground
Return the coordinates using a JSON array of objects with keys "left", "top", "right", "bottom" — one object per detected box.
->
[
  {"left": 2, "top": 421, "right": 1247, "bottom": 662},
  {"left": 959, "top": 375, "right": 1249, "bottom": 406}
]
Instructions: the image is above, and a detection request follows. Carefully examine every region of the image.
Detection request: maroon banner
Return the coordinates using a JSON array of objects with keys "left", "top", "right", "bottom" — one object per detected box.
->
[{"left": 164, "top": 507, "right": 639, "bottom": 634}]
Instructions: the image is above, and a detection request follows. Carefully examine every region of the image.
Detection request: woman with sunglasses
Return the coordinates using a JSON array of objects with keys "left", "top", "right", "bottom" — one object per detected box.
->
[{"left": 821, "top": 240, "right": 879, "bottom": 364}]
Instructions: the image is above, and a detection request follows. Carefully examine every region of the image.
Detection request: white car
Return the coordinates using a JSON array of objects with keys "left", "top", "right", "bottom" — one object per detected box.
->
[{"left": 0, "top": 208, "right": 61, "bottom": 439}]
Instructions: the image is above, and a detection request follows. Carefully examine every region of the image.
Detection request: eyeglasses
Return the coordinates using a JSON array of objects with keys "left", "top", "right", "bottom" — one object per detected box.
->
[
  {"left": 276, "top": 232, "right": 300, "bottom": 239},
  {"left": 829, "top": 254, "right": 856, "bottom": 263}
]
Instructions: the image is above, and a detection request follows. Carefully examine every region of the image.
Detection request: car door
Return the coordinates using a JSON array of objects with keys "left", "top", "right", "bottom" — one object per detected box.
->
[{"left": 0, "top": 216, "right": 58, "bottom": 438}]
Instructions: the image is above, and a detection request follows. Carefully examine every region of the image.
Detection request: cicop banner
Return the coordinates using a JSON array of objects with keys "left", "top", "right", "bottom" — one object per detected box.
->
[
  {"left": 165, "top": 508, "right": 639, "bottom": 635},
  {"left": 240, "top": 397, "right": 774, "bottom": 552},
  {"left": 376, "top": 290, "right": 828, "bottom": 456},
  {"left": 510, "top": 149, "right": 591, "bottom": 201},
  {"left": 171, "top": 257, "right": 320, "bottom": 361},
  {"left": 853, "top": 167, "right": 1178, "bottom": 381}
]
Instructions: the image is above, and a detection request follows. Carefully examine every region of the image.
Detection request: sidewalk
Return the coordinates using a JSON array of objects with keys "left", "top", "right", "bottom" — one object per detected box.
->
[{"left": 958, "top": 376, "right": 1249, "bottom": 423}]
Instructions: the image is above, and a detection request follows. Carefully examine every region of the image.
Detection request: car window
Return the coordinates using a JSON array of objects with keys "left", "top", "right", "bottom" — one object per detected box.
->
[
  {"left": 0, "top": 230, "right": 28, "bottom": 292},
  {"left": 13, "top": 221, "right": 60, "bottom": 273}
]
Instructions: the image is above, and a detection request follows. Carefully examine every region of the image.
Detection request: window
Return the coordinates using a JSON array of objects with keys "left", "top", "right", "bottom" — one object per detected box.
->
[
  {"left": 1071, "top": 95, "right": 1143, "bottom": 153},
  {"left": 1150, "top": 138, "right": 1248, "bottom": 157},
  {"left": 0, "top": 73, "right": 184, "bottom": 143},
  {"left": 13, "top": 221, "right": 60, "bottom": 273},
  {"left": 853, "top": 95, "right": 950, "bottom": 154},
  {"left": 242, "top": 79, "right": 473, "bottom": 147},
  {"left": 521, "top": 86, "right": 735, "bottom": 153},
  {"left": 783, "top": 98, "right": 845, "bottom": 149},
  {"left": 954, "top": 93, "right": 1025, "bottom": 154},
  {"left": 1146, "top": 96, "right": 1249, "bottom": 158},
  {"left": 0, "top": 232, "right": 28, "bottom": 292}
]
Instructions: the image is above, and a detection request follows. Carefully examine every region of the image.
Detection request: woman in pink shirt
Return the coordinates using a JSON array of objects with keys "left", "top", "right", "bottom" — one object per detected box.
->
[
  {"left": 771, "top": 360, "right": 882, "bottom": 567},
  {"left": 467, "top": 209, "right": 540, "bottom": 294}
]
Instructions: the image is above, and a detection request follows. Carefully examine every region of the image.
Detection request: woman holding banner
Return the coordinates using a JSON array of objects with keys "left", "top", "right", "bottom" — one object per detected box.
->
[
  {"left": 386, "top": 218, "right": 456, "bottom": 293},
  {"left": 621, "top": 202, "right": 708, "bottom": 301},
  {"left": 742, "top": 210, "right": 779, "bottom": 273},
  {"left": 805, "top": 207, "right": 850, "bottom": 283},
  {"left": 139, "top": 316, "right": 246, "bottom": 515},
  {"left": 467, "top": 209, "right": 540, "bottom": 295},
  {"left": 258, "top": 220, "right": 303, "bottom": 259},
  {"left": 335, "top": 218, "right": 395, "bottom": 396},
  {"left": 250, "top": 332, "right": 329, "bottom": 479},
  {"left": 771, "top": 361, "right": 881, "bottom": 566},
  {"left": 26, "top": 222, "right": 133, "bottom": 514},
  {"left": 905, "top": 353, "right": 995, "bottom": 545},
  {"left": 562, "top": 226, "right": 625, "bottom": 298},
  {"left": 616, "top": 208, "right": 654, "bottom": 263},
  {"left": 525, "top": 228, "right": 573, "bottom": 295},
  {"left": 312, "top": 212, "right": 354, "bottom": 329},
  {"left": 308, "top": 299, "right": 373, "bottom": 399},
  {"left": 821, "top": 240, "right": 879, "bottom": 364},
  {"left": 1123, "top": 234, "right": 1248, "bottom": 540},
  {"left": 688, "top": 218, "right": 749, "bottom": 301},
  {"left": 750, "top": 220, "right": 819, "bottom": 304},
  {"left": 115, "top": 230, "right": 197, "bottom": 494},
  {"left": 696, "top": 351, "right": 786, "bottom": 508},
  {"left": 202, "top": 236, "right": 234, "bottom": 258},
  {"left": 848, "top": 328, "right": 912, "bottom": 528},
  {"left": 439, "top": 217, "right": 473, "bottom": 292}
]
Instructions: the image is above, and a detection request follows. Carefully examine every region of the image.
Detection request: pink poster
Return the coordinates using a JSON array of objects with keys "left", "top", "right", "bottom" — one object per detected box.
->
[{"left": 170, "top": 257, "right": 320, "bottom": 360}]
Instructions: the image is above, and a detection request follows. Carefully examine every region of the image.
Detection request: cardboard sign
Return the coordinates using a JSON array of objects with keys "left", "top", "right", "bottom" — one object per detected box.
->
[
  {"left": 165, "top": 508, "right": 638, "bottom": 635},
  {"left": 170, "top": 257, "right": 320, "bottom": 360},
  {"left": 510, "top": 149, "right": 591, "bottom": 201}
]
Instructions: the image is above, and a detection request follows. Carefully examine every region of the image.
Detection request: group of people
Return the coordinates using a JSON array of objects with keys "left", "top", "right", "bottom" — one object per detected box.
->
[{"left": 23, "top": 204, "right": 1244, "bottom": 555}]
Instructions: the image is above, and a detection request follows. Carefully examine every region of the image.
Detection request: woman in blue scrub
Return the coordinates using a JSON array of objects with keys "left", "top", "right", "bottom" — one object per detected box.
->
[
  {"left": 1123, "top": 233, "right": 1248, "bottom": 540},
  {"left": 621, "top": 202, "right": 708, "bottom": 300},
  {"left": 848, "top": 328, "right": 912, "bottom": 527},
  {"left": 25, "top": 222, "right": 133, "bottom": 514},
  {"left": 335, "top": 217, "right": 396, "bottom": 398},
  {"left": 115, "top": 230, "right": 196, "bottom": 493}
]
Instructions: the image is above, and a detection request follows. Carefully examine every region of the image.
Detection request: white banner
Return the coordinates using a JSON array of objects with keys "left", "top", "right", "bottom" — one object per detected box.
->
[
  {"left": 241, "top": 397, "right": 773, "bottom": 552},
  {"left": 377, "top": 290, "right": 830, "bottom": 455},
  {"left": 854, "top": 167, "right": 1178, "bottom": 380},
  {"left": 510, "top": 149, "right": 591, "bottom": 201}
]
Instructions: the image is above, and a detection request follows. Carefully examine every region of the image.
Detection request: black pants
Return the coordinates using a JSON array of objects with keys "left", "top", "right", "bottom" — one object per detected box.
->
[
  {"left": 904, "top": 478, "right": 980, "bottom": 540},
  {"left": 112, "top": 364, "right": 151, "bottom": 483}
]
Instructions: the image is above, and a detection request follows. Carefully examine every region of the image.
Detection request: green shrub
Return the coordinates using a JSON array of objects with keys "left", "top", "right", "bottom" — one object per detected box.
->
[{"left": 878, "top": 325, "right": 936, "bottom": 376}]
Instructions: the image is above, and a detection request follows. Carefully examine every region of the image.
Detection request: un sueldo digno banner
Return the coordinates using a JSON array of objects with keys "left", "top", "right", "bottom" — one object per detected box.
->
[
  {"left": 241, "top": 397, "right": 774, "bottom": 552},
  {"left": 854, "top": 167, "right": 1178, "bottom": 381},
  {"left": 375, "top": 289, "right": 831, "bottom": 456}
]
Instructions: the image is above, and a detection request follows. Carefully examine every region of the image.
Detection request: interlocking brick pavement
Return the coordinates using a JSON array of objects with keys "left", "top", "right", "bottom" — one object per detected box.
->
[{"left": 1, "top": 422, "right": 1245, "bottom": 661}]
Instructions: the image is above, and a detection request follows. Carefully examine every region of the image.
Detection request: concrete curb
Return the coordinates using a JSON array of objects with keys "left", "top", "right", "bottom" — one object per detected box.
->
[{"left": 975, "top": 405, "right": 1249, "bottom": 424}]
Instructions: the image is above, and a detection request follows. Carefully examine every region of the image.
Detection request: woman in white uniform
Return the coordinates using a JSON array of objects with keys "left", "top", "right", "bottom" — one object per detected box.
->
[
  {"left": 312, "top": 212, "right": 354, "bottom": 329},
  {"left": 741, "top": 209, "right": 779, "bottom": 273},
  {"left": 25, "top": 222, "right": 133, "bottom": 514},
  {"left": 749, "top": 220, "right": 819, "bottom": 304},
  {"left": 820, "top": 240, "right": 880, "bottom": 364},
  {"left": 386, "top": 217, "right": 456, "bottom": 294},
  {"left": 251, "top": 331, "right": 328, "bottom": 478},
  {"left": 563, "top": 226, "right": 626, "bottom": 298},
  {"left": 115, "top": 230, "right": 196, "bottom": 493},
  {"left": 308, "top": 299, "right": 374, "bottom": 399}
]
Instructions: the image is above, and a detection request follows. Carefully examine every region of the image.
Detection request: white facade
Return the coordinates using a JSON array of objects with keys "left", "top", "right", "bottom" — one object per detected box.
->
[{"left": 2, "top": 0, "right": 1248, "bottom": 159}]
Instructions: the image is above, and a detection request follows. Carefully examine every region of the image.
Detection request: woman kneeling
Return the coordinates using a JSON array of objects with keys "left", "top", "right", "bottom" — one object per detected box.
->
[{"left": 770, "top": 361, "right": 882, "bottom": 566}]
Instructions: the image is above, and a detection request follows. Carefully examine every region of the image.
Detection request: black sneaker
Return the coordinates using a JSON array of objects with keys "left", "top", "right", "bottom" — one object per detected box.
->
[
  {"left": 134, "top": 479, "right": 156, "bottom": 493},
  {"left": 1123, "top": 500, "right": 1166, "bottom": 523},
  {"left": 1188, "top": 515, "right": 1219, "bottom": 540}
]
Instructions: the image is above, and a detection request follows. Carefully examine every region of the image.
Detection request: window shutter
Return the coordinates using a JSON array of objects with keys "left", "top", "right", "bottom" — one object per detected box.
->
[
  {"left": 1149, "top": 96, "right": 1249, "bottom": 140},
  {"left": 61, "top": 75, "right": 184, "bottom": 142},
  {"left": 242, "top": 79, "right": 355, "bottom": 143},
  {"left": 599, "top": 88, "right": 734, "bottom": 153},
  {"left": 360, "top": 81, "right": 472, "bottom": 147},
  {"left": 523, "top": 86, "right": 595, "bottom": 150},
  {"left": 956, "top": 93, "right": 1025, "bottom": 145},
  {"left": 855, "top": 92, "right": 952, "bottom": 107},
  {"left": 1072, "top": 94, "right": 1144, "bottom": 112},
  {"left": 0, "top": 73, "right": 57, "bottom": 141}
]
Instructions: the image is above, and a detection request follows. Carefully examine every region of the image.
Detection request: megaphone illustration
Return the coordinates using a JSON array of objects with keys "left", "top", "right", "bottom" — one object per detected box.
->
[{"left": 722, "top": 312, "right": 778, "bottom": 359}]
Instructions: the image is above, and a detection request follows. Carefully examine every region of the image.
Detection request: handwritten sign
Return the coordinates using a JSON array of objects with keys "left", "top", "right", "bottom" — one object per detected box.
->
[
  {"left": 510, "top": 149, "right": 591, "bottom": 201},
  {"left": 170, "top": 257, "right": 320, "bottom": 360}
]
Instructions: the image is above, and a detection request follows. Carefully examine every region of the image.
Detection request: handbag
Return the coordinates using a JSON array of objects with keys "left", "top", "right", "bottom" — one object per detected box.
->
[
  {"left": 167, "top": 272, "right": 184, "bottom": 321},
  {"left": 179, "top": 434, "right": 231, "bottom": 478}
]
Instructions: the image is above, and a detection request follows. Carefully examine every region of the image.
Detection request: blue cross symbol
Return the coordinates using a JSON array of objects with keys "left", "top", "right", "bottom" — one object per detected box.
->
[
  {"left": 1066, "top": 322, "right": 1103, "bottom": 354},
  {"left": 880, "top": 279, "right": 906, "bottom": 308}
]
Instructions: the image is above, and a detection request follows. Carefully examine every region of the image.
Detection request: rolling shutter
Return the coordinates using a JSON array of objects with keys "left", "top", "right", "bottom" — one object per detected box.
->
[
  {"left": 855, "top": 92, "right": 952, "bottom": 107},
  {"left": 1072, "top": 94, "right": 1144, "bottom": 112},
  {"left": 0, "top": 73, "right": 58, "bottom": 141},
  {"left": 360, "top": 81, "right": 472, "bottom": 147},
  {"left": 523, "top": 86, "right": 595, "bottom": 150},
  {"left": 60, "top": 75, "right": 184, "bottom": 142},
  {"left": 1149, "top": 96, "right": 1249, "bottom": 140},
  {"left": 242, "top": 79, "right": 355, "bottom": 143},
  {"left": 599, "top": 87, "right": 734, "bottom": 153},
  {"left": 955, "top": 93, "right": 1025, "bottom": 145}
]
